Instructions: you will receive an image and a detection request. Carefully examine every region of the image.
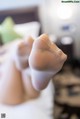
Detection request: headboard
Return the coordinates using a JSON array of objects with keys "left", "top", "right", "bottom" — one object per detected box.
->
[{"left": 0, "top": 6, "right": 39, "bottom": 24}]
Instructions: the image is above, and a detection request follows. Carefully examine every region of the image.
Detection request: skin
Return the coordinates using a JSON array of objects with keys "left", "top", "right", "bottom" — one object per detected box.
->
[
  {"left": 29, "top": 34, "right": 67, "bottom": 90},
  {"left": 0, "top": 34, "right": 67, "bottom": 105},
  {"left": 0, "top": 37, "right": 39, "bottom": 105}
]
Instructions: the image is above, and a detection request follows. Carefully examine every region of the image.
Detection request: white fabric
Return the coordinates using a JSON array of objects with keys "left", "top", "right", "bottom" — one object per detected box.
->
[
  {"left": 0, "top": 81, "right": 54, "bottom": 119},
  {"left": 31, "top": 69, "right": 55, "bottom": 91},
  {"left": 14, "top": 22, "right": 40, "bottom": 39}
]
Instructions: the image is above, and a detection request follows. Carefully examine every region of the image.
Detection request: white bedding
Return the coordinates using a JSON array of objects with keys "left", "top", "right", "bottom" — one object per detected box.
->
[
  {"left": 0, "top": 21, "right": 54, "bottom": 119},
  {"left": 0, "top": 81, "right": 54, "bottom": 119},
  {"left": 14, "top": 21, "right": 40, "bottom": 39}
]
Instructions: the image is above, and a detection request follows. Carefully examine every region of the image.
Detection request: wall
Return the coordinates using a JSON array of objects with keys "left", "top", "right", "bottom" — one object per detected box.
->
[
  {"left": 39, "top": 0, "right": 80, "bottom": 58},
  {"left": 0, "top": 0, "right": 42, "bottom": 10}
]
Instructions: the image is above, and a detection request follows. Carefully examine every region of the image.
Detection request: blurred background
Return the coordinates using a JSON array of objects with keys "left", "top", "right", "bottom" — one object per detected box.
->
[{"left": 0, "top": 0, "right": 80, "bottom": 119}]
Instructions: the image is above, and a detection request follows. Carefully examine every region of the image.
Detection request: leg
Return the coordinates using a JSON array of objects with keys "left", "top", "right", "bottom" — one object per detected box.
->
[
  {"left": 0, "top": 60, "right": 25, "bottom": 105},
  {"left": 0, "top": 34, "right": 66, "bottom": 105},
  {"left": 0, "top": 36, "right": 40, "bottom": 105},
  {"left": 29, "top": 34, "right": 67, "bottom": 90}
]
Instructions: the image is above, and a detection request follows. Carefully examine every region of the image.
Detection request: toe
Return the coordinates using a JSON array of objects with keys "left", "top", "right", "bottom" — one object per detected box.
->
[
  {"left": 24, "top": 36, "right": 34, "bottom": 47},
  {"left": 32, "top": 34, "right": 51, "bottom": 50},
  {"left": 18, "top": 41, "right": 26, "bottom": 56},
  {"left": 18, "top": 36, "right": 34, "bottom": 57}
]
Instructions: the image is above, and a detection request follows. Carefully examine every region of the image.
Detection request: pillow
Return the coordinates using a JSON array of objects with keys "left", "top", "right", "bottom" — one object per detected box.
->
[
  {"left": 1, "top": 17, "right": 14, "bottom": 29},
  {"left": 0, "top": 17, "right": 22, "bottom": 44},
  {"left": 14, "top": 21, "right": 40, "bottom": 39}
]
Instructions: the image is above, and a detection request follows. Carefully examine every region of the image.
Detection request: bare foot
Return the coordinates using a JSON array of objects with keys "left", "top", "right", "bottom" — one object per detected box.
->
[{"left": 29, "top": 34, "right": 67, "bottom": 90}]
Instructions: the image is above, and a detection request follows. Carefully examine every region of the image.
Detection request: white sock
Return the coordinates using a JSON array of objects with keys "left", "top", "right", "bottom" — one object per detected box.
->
[
  {"left": 8, "top": 41, "right": 27, "bottom": 71},
  {"left": 31, "top": 68, "right": 57, "bottom": 91}
]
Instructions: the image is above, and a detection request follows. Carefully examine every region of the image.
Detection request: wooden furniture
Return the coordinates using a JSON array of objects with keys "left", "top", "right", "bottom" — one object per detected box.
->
[{"left": 0, "top": 6, "right": 39, "bottom": 24}]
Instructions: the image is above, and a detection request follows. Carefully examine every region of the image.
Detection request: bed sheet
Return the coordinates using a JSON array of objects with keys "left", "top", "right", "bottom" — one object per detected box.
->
[{"left": 0, "top": 81, "right": 54, "bottom": 119}]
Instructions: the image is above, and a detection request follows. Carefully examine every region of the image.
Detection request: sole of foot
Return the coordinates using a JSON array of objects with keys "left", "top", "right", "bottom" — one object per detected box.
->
[{"left": 29, "top": 34, "right": 67, "bottom": 90}]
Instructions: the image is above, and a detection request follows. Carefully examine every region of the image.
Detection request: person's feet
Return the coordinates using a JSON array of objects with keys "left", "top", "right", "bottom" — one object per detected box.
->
[
  {"left": 15, "top": 37, "right": 40, "bottom": 100},
  {"left": 14, "top": 34, "right": 67, "bottom": 91},
  {"left": 29, "top": 34, "right": 67, "bottom": 90},
  {"left": 16, "top": 36, "right": 34, "bottom": 70}
]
